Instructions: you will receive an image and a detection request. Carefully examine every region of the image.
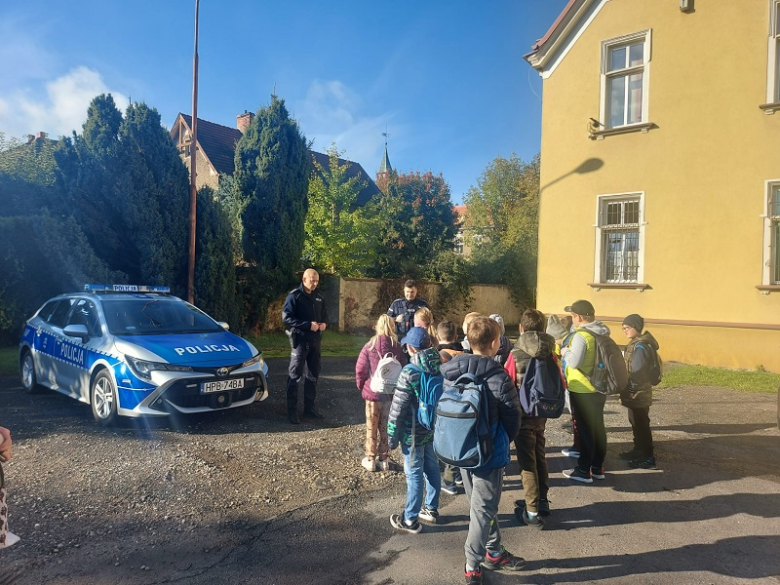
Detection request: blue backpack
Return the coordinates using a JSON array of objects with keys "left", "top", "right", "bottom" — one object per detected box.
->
[
  {"left": 408, "top": 365, "right": 444, "bottom": 431},
  {"left": 520, "top": 354, "right": 566, "bottom": 418},
  {"left": 433, "top": 372, "right": 493, "bottom": 469}
]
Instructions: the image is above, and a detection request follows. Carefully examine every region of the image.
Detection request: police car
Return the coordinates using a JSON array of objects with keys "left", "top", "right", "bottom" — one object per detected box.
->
[{"left": 19, "top": 285, "right": 269, "bottom": 425}]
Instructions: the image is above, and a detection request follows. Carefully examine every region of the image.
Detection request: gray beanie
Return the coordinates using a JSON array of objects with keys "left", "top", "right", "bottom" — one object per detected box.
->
[
  {"left": 489, "top": 314, "right": 505, "bottom": 335},
  {"left": 546, "top": 314, "right": 569, "bottom": 340}
]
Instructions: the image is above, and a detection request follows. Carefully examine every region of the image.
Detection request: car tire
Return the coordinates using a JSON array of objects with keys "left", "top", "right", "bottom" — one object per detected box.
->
[
  {"left": 20, "top": 350, "right": 42, "bottom": 394},
  {"left": 91, "top": 370, "right": 118, "bottom": 426}
]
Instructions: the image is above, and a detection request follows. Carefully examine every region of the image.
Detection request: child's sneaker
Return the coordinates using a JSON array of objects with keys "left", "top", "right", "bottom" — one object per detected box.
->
[
  {"left": 454, "top": 471, "right": 464, "bottom": 486},
  {"left": 464, "top": 566, "right": 483, "bottom": 584},
  {"left": 482, "top": 546, "right": 526, "bottom": 571},
  {"left": 390, "top": 513, "right": 422, "bottom": 534},
  {"left": 629, "top": 456, "right": 657, "bottom": 469},
  {"left": 563, "top": 467, "right": 593, "bottom": 484},
  {"left": 361, "top": 457, "right": 376, "bottom": 472},
  {"left": 538, "top": 496, "right": 551, "bottom": 516},
  {"left": 418, "top": 506, "right": 439, "bottom": 524},
  {"left": 441, "top": 481, "right": 459, "bottom": 495},
  {"left": 590, "top": 466, "right": 606, "bottom": 480},
  {"left": 376, "top": 459, "right": 393, "bottom": 471},
  {"left": 561, "top": 447, "right": 580, "bottom": 458}
]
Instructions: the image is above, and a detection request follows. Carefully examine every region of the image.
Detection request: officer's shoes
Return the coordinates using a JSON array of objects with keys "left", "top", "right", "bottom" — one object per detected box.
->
[{"left": 303, "top": 406, "right": 324, "bottom": 419}]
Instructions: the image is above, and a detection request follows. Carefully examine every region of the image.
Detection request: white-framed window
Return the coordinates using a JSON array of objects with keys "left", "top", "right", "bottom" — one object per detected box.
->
[
  {"left": 600, "top": 31, "right": 651, "bottom": 129},
  {"left": 767, "top": 0, "right": 780, "bottom": 104},
  {"left": 594, "top": 193, "right": 645, "bottom": 283},
  {"left": 762, "top": 181, "right": 780, "bottom": 285}
]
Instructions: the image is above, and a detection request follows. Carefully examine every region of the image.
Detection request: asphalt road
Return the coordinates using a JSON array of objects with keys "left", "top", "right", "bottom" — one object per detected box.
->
[{"left": 1, "top": 357, "right": 779, "bottom": 584}]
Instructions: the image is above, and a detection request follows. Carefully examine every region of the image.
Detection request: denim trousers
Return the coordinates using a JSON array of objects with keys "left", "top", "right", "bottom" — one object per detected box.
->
[
  {"left": 462, "top": 467, "right": 505, "bottom": 569},
  {"left": 401, "top": 440, "right": 441, "bottom": 523}
]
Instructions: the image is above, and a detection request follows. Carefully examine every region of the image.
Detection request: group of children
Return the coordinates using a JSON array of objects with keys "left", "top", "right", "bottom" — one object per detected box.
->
[{"left": 354, "top": 302, "right": 659, "bottom": 585}]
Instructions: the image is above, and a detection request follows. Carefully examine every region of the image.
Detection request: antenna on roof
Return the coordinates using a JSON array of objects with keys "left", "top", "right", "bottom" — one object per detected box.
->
[{"left": 272, "top": 82, "right": 277, "bottom": 97}]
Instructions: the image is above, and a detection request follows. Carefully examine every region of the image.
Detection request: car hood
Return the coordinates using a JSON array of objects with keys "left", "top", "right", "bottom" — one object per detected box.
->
[{"left": 114, "top": 332, "right": 257, "bottom": 366}]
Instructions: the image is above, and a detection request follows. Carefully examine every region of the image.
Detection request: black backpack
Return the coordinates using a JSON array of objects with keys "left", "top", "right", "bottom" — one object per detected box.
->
[
  {"left": 581, "top": 331, "right": 629, "bottom": 395},
  {"left": 520, "top": 354, "right": 566, "bottom": 418},
  {"left": 637, "top": 343, "right": 663, "bottom": 386}
]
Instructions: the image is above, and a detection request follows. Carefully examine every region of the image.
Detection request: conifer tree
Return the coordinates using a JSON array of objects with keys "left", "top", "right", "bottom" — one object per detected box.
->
[{"left": 233, "top": 96, "right": 309, "bottom": 331}]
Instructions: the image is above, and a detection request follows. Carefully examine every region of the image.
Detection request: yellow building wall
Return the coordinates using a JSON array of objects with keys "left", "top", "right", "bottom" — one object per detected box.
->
[{"left": 537, "top": 0, "right": 780, "bottom": 371}]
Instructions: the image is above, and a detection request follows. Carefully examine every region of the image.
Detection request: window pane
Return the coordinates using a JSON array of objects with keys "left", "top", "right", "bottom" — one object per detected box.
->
[
  {"left": 609, "top": 76, "right": 626, "bottom": 127},
  {"left": 603, "top": 229, "right": 640, "bottom": 283},
  {"left": 774, "top": 221, "right": 780, "bottom": 284},
  {"left": 624, "top": 200, "right": 640, "bottom": 224},
  {"left": 629, "top": 43, "right": 644, "bottom": 66},
  {"left": 609, "top": 46, "right": 627, "bottom": 71},
  {"left": 627, "top": 73, "right": 643, "bottom": 124},
  {"left": 605, "top": 202, "right": 622, "bottom": 225},
  {"left": 773, "top": 186, "right": 780, "bottom": 216},
  {"left": 776, "top": 38, "right": 780, "bottom": 100}
]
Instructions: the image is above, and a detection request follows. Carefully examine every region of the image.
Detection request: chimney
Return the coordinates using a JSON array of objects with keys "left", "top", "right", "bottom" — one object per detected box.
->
[
  {"left": 236, "top": 111, "right": 254, "bottom": 134},
  {"left": 36, "top": 131, "right": 48, "bottom": 140}
]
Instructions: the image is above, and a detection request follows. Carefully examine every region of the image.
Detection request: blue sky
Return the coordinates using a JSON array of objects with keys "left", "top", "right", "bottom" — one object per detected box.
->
[{"left": 0, "top": 1, "right": 568, "bottom": 202}]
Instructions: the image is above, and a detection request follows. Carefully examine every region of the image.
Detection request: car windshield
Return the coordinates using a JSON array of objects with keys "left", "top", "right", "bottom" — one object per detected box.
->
[{"left": 102, "top": 299, "right": 224, "bottom": 336}]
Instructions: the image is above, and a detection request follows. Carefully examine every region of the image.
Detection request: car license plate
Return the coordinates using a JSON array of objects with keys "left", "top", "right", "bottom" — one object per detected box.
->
[{"left": 201, "top": 378, "right": 245, "bottom": 393}]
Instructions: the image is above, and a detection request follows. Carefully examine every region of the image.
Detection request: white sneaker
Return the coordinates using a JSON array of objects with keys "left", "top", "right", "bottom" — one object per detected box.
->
[
  {"left": 376, "top": 459, "right": 390, "bottom": 471},
  {"left": 361, "top": 457, "right": 377, "bottom": 472},
  {"left": 561, "top": 448, "right": 580, "bottom": 458},
  {"left": 0, "top": 531, "right": 20, "bottom": 548}
]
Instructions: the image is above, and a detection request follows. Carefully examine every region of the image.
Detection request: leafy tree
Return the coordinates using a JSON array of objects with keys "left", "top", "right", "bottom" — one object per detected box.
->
[
  {"left": 303, "top": 144, "right": 374, "bottom": 276},
  {"left": 367, "top": 170, "right": 457, "bottom": 278},
  {"left": 233, "top": 96, "right": 310, "bottom": 331},
  {"left": 463, "top": 153, "right": 540, "bottom": 307}
]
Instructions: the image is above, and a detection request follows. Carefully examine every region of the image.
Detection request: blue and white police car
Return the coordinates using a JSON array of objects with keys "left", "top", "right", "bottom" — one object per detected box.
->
[{"left": 19, "top": 285, "right": 269, "bottom": 425}]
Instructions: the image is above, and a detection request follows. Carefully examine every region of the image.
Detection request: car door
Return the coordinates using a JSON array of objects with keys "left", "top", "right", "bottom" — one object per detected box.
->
[
  {"left": 60, "top": 298, "right": 103, "bottom": 399},
  {"left": 36, "top": 298, "right": 75, "bottom": 390}
]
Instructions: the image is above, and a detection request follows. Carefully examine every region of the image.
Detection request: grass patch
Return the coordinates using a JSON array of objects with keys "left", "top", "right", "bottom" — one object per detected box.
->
[
  {"left": 0, "top": 347, "right": 17, "bottom": 377},
  {"left": 660, "top": 363, "right": 780, "bottom": 393},
  {"left": 248, "top": 331, "right": 370, "bottom": 359}
]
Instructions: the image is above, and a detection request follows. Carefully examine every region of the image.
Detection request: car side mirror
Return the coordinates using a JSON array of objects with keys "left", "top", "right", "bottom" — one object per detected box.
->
[
  {"left": 63, "top": 324, "right": 89, "bottom": 342},
  {"left": 218, "top": 321, "right": 230, "bottom": 331}
]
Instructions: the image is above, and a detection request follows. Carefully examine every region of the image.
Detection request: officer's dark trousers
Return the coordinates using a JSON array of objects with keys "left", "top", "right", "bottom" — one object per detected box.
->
[{"left": 286, "top": 340, "right": 322, "bottom": 413}]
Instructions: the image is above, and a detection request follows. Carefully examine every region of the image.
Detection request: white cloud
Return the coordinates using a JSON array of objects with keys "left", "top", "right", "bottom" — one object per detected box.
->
[
  {"left": 0, "top": 67, "right": 128, "bottom": 139},
  {"left": 294, "top": 79, "right": 400, "bottom": 171}
]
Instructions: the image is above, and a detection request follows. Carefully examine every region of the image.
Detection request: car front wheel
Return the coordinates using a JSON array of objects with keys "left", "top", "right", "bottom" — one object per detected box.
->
[
  {"left": 21, "top": 351, "right": 42, "bottom": 394},
  {"left": 91, "top": 370, "right": 118, "bottom": 426}
]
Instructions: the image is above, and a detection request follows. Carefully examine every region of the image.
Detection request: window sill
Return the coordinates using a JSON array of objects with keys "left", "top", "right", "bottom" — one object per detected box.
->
[
  {"left": 589, "top": 122, "right": 656, "bottom": 140},
  {"left": 758, "top": 102, "right": 780, "bottom": 114},
  {"left": 588, "top": 282, "right": 650, "bottom": 292},
  {"left": 756, "top": 285, "right": 780, "bottom": 294}
]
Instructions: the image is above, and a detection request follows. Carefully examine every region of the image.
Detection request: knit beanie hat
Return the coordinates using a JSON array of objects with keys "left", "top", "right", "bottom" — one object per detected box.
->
[
  {"left": 489, "top": 314, "right": 505, "bottom": 335},
  {"left": 546, "top": 314, "right": 569, "bottom": 340},
  {"left": 623, "top": 314, "right": 644, "bottom": 332}
]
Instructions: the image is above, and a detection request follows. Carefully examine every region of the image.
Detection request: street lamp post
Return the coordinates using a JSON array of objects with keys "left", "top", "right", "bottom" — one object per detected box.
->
[{"left": 187, "top": 0, "right": 200, "bottom": 304}]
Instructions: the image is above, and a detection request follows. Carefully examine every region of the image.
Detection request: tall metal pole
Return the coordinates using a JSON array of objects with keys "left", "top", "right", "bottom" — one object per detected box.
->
[{"left": 187, "top": 0, "right": 200, "bottom": 304}]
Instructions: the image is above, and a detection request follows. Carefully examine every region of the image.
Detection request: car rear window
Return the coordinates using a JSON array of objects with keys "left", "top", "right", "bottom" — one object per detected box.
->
[{"left": 102, "top": 299, "right": 223, "bottom": 336}]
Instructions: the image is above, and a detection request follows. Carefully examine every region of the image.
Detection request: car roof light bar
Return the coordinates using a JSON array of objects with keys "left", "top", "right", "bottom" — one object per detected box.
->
[{"left": 84, "top": 284, "right": 171, "bottom": 293}]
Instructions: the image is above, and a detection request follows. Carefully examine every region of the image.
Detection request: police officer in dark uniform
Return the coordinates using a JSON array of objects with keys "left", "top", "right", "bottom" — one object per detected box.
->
[
  {"left": 387, "top": 279, "right": 429, "bottom": 337},
  {"left": 283, "top": 269, "right": 328, "bottom": 424}
]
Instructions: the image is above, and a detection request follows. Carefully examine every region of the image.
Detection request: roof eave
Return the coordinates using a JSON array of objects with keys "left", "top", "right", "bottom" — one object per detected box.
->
[{"left": 523, "top": 0, "right": 593, "bottom": 72}]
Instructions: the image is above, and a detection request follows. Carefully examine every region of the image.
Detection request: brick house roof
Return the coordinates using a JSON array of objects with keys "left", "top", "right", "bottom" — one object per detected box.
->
[{"left": 173, "top": 113, "right": 381, "bottom": 207}]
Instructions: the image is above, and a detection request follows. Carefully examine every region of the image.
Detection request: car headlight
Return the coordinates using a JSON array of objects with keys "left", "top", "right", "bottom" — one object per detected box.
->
[
  {"left": 126, "top": 356, "right": 193, "bottom": 382},
  {"left": 242, "top": 353, "right": 264, "bottom": 369}
]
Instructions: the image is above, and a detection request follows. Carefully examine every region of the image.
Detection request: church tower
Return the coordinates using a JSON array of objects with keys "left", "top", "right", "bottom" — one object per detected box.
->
[{"left": 376, "top": 132, "right": 392, "bottom": 193}]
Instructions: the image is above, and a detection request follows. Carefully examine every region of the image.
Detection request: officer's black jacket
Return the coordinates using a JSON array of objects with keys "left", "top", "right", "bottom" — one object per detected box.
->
[{"left": 282, "top": 284, "right": 329, "bottom": 346}]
